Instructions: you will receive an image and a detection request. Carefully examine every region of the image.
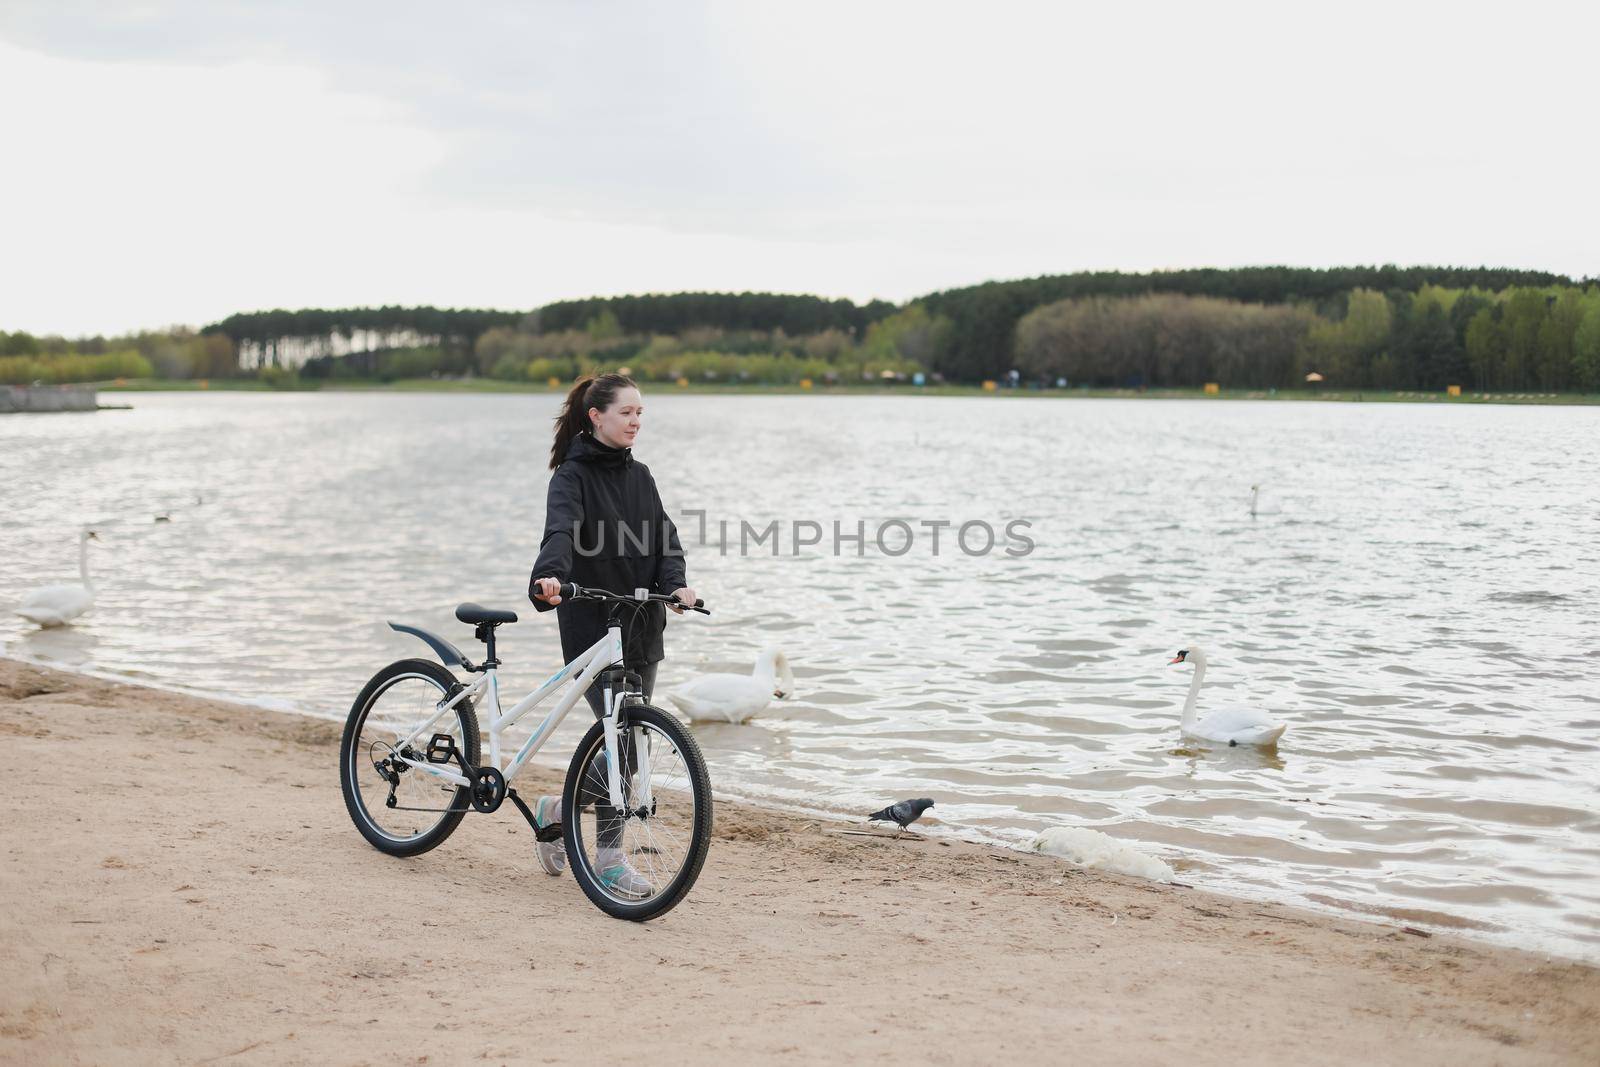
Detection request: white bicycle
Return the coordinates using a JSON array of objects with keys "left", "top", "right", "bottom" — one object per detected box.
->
[{"left": 339, "top": 583, "right": 713, "bottom": 921}]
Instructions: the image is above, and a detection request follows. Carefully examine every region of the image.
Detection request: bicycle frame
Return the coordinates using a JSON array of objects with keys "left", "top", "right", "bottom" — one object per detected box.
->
[{"left": 385, "top": 621, "right": 645, "bottom": 810}]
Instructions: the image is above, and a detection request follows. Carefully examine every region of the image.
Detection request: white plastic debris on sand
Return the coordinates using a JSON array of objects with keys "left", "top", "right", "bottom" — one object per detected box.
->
[{"left": 1030, "top": 827, "right": 1175, "bottom": 882}]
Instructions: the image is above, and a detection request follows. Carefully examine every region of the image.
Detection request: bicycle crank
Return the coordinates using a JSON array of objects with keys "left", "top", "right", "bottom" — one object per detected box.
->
[{"left": 470, "top": 766, "right": 507, "bottom": 814}]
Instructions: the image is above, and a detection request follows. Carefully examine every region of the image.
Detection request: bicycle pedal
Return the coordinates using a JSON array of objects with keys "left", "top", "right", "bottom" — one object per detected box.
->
[{"left": 425, "top": 733, "right": 458, "bottom": 764}]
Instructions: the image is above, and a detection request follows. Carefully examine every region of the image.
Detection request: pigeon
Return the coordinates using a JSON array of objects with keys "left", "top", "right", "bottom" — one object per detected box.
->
[{"left": 868, "top": 798, "right": 934, "bottom": 832}]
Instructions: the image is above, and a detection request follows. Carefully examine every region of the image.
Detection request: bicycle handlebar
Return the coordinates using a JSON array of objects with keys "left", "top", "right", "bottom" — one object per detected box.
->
[{"left": 557, "top": 582, "right": 710, "bottom": 615}]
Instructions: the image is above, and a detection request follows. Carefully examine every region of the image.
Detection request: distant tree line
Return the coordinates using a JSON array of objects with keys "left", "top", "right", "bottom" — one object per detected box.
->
[
  {"left": 0, "top": 350, "right": 154, "bottom": 385},
  {"left": 1015, "top": 296, "right": 1315, "bottom": 389},
  {"left": 472, "top": 304, "right": 935, "bottom": 386},
  {"left": 919, "top": 265, "right": 1580, "bottom": 382},
  {"left": 0, "top": 327, "right": 236, "bottom": 385},
  {"left": 207, "top": 295, "right": 915, "bottom": 383},
  {"left": 533, "top": 291, "right": 897, "bottom": 336},
  {"left": 206, "top": 294, "right": 893, "bottom": 372},
  {"left": 6, "top": 268, "right": 1598, "bottom": 391},
  {"left": 204, "top": 306, "right": 521, "bottom": 370},
  {"left": 183, "top": 270, "right": 1600, "bottom": 391},
  {"left": 1013, "top": 285, "right": 1600, "bottom": 392}
]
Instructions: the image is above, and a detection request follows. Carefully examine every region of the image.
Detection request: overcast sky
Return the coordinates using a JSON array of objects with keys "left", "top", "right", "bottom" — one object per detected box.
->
[{"left": 2, "top": 1, "right": 1595, "bottom": 336}]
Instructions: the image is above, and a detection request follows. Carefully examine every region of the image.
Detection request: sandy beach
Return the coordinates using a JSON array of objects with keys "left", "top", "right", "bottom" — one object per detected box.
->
[{"left": 1, "top": 658, "right": 1595, "bottom": 1065}]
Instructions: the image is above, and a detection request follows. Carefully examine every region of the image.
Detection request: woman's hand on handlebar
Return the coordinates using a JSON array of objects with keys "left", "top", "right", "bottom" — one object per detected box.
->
[{"left": 536, "top": 581, "right": 707, "bottom": 614}]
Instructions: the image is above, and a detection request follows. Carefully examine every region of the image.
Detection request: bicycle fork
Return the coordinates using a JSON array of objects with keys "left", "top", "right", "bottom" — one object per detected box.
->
[
  {"left": 598, "top": 687, "right": 656, "bottom": 812},
  {"left": 599, "top": 624, "right": 654, "bottom": 815}
]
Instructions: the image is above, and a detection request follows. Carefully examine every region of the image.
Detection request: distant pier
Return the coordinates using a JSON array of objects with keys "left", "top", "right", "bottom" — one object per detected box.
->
[{"left": 0, "top": 385, "right": 101, "bottom": 414}]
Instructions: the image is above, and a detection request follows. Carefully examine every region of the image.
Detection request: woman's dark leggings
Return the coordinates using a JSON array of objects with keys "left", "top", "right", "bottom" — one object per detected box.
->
[{"left": 579, "top": 661, "right": 657, "bottom": 850}]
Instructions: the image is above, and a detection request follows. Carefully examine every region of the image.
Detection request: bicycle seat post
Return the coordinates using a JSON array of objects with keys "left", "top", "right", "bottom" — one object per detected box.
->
[{"left": 474, "top": 622, "right": 501, "bottom": 670}]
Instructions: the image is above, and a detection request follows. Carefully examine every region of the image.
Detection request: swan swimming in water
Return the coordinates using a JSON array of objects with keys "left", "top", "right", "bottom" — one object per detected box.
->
[
  {"left": 17, "top": 529, "right": 100, "bottom": 628},
  {"left": 668, "top": 647, "right": 795, "bottom": 723},
  {"left": 1168, "top": 645, "right": 1286, "bottom": 747}
]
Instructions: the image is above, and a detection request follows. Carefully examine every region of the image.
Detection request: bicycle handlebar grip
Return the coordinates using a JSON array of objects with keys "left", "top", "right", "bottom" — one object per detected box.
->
[{"left": 558, "top": 581, "right": 580, "bottom": 600}]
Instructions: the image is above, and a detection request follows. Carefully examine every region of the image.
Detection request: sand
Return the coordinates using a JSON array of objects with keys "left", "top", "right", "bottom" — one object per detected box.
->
[{"left": 1, "top": 658, "right": 1596, "bottom": 1065}]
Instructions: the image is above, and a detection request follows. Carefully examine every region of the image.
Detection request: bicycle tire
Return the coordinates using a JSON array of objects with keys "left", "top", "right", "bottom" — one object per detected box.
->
[
  {"left": 562, "top": 705, "right": 712, "bottom": 921},
  {"left": 340, "top": 658, "right": 480, "bottom": 858}
]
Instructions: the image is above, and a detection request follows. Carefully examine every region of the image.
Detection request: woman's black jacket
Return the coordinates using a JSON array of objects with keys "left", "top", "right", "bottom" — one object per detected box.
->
[{"left": 528, "top": 432, "right": 686, "bottom": 668}]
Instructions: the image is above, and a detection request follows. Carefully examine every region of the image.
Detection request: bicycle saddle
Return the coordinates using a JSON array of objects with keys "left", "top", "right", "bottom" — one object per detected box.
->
[{"left": 455, "top": 603, "right": 519, "bottom": 625}]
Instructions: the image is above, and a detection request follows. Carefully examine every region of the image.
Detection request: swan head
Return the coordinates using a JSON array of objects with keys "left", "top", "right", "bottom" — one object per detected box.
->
[
  {"left": 79, "top": 529, "right": 101, "bottom": 544},
  {"left": 1168, "top": 645, "right": 1207, "bottom": 667},
  {"left": 758, "top": 646, "right": 795, "bottom": 699}
]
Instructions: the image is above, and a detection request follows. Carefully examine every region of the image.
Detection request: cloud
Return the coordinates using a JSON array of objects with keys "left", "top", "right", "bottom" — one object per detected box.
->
[
  {"left": 1, "top": 1, "right": 1596, "bottom": 333},
  {"left": 0, "top": 2, "right": 837, "bottom": 235}
]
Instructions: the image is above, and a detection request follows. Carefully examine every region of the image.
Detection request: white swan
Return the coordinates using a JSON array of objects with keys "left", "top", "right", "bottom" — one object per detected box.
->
[
  {"left": 1168, "top": 645, "right": 1286, "bottom": 747},
  {"left": 17, "top": 529, "right": 99, "bottom": 628},
  {"left": 1032, "top": 827, "right": 1175, "bottom": 882},
  {"left": 667, "top": 647, "right": 795, "bottom": 724}
]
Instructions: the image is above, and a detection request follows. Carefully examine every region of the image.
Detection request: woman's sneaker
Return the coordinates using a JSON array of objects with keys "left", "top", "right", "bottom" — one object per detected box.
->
[
  {"left": 534, "top": 796, "right": 566, "bottom": 876},
  {"left": 596, "top": 848, "right": 654, "bottom": 898}
]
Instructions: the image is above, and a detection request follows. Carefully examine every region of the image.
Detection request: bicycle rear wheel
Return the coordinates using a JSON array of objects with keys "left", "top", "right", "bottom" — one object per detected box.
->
[
  {"left": 340, "top": 658, "right": 480, "bottom": 857},
  {"left": 562, "top": 705, "right": 712, "bottom": 921}
]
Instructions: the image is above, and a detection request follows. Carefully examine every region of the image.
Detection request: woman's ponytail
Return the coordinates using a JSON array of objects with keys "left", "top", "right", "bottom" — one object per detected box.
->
[{"left": 550, "top": 371, "right": 637, "bottom": 469}]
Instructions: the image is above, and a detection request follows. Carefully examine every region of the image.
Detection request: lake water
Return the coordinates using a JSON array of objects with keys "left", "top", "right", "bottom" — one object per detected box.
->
[{"left": 3, "top": 391, "right": 1597, "bottom": 959}]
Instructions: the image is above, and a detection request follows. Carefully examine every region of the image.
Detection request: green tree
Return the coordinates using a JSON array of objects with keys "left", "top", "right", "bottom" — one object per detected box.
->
[
  {"left": 1, "top": 330, "right": 41, "bottom": 356},
  {"left": 856, "top": 306, "right": 949, "bottom": 380},
  {"left": 1449, "top": 290, "right": 1493, "bottom": 351},
  {"left": 1535, "top": 289, "right": 1586, "bottom": 391},
  {"left": 187, "top": 333, "right": 237, "bottom": 377},
  {"left": 584, "top": 310, "right": 624, "bottom": 341},
  {"left": 1500, "top": 289, "right": 1548, "bottom": 391},
  {"left": 1572, "top": 297, "right": 1600, "bottom": 392},
  {"left": 1464, "top": 308, "right": 1504, "bottom": 391},
  {"left": 1315, "top": 289, "right": 1392, "bottom": 387},
  {"left": 1414, "top": 284, "right": 1462, "bottom": 318},
  {"left": 1405, "top": 302, "right": 1462, "bottom": 389}
]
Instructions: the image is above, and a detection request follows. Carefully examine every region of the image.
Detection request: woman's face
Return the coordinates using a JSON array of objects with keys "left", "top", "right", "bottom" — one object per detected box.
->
[{"left": 589, "top": 386, "right": 643, "bottom": 448}]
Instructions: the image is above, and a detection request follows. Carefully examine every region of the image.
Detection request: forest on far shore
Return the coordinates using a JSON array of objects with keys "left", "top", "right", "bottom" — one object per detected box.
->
[{"left": 4, "top": 266, "right": 1598, "bottom": 393}]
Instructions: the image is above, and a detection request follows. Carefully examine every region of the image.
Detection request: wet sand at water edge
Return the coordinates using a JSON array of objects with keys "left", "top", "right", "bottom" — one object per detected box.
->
[{"left": 1, "top": 658, "right": 1596, "bottom": 1065}]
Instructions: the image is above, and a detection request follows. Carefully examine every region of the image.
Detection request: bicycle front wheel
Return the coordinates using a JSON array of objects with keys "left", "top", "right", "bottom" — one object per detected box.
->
[
  {"left": 340, "top": 658, "right": 480, "bottom": 857},
  {"left": 563, "top": 705, "right": 712, "bottom": 921}
]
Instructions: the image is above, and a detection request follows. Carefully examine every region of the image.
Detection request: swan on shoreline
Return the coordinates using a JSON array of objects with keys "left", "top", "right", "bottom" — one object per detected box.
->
[
  {"left": 1168, "top": 645, "right": 1286, "bottom": 747},
  {"left": 17, "top": 529, "right": 99, "bottom": 628},
  {"left": 667, "top": 647, "right": 794, "bottom": 723},
  {"left": 1032, "top": 827, "right": 1175, "bottom": 882}
]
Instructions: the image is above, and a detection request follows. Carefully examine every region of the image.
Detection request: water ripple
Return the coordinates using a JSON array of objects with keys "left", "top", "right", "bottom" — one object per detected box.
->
[{"left": 3, "top": 392, "right": 1598, "bottom": 959}]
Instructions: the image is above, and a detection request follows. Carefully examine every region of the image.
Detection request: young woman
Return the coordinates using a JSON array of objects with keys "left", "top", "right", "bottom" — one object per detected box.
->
[{"left": 527, "top": 372, "right": 696, "bottom": 897}]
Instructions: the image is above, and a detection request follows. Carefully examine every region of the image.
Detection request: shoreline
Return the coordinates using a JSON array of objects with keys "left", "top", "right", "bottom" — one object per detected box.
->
[
  {"left": 83, "top": 378, "right": 1600, "bottom": 405},
  {"left": 3, "top": 657, "right": 1597, "bottom": 1063},
  {"left": 11, "top": 653, "right": 1588, "bottom": 963}
]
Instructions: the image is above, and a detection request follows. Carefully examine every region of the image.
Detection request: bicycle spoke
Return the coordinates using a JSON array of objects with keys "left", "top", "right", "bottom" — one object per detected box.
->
[
  {"left": 349, "top": 673, "right": 472, "bottom": 843},
  {"left": 569, "top": 716, "right": 705, "bottom": 911}
]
